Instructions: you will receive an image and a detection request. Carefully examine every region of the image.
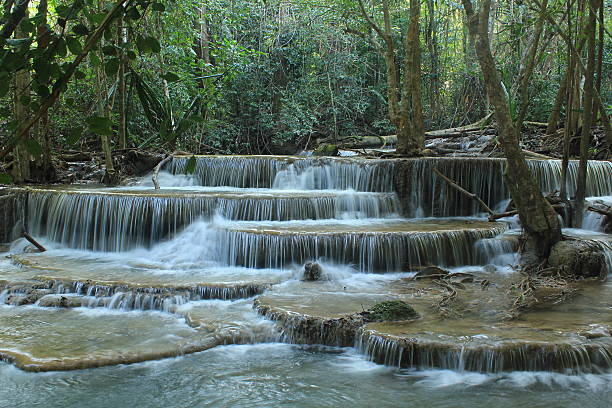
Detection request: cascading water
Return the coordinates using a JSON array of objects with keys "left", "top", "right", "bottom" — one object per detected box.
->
[{"left": 2, "top": 154, "right": 612, "bottom": 394}]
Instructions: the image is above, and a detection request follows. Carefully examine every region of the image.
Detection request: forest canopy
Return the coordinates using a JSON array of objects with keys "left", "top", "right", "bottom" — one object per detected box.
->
[{"left": 0, "top": 0, "right": 610, "bottom": 183}]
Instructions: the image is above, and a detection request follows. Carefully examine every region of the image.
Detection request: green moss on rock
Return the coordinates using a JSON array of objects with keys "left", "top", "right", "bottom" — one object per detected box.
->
[{"left": 367, "top": 300, "right": 419, "bottom": 322}]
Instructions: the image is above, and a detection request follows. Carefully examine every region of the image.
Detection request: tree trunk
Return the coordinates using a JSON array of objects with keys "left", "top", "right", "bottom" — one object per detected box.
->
[
  {"left": 382, "top": 0, "right": 401, "bottom": 127},
  {"left": 425, "top": 0, "right": 440, "bottom": 125},
  {"left": 397, "top": 0, "right": 424, "bottom": 155},
  {"left": 357, "top": 0, "right": 401, "bottom": 127},
  {"left": 12, "top": 11, "right": 30, "bottom": 183},
  {"left": 574, "top": 0, "right": 597, "bottom": 227},
  {"left": 462, "top": 0, "right": 561, "bottom": 260},
  {"left": 117, "top": 15, "right": 127, "bottom": 149}
]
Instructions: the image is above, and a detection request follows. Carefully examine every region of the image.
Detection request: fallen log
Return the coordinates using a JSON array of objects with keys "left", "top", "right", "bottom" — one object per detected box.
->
[
  {"left": 425, "top": 113, "right": 494, "bottom": 139},
  {"left": 521, "top": 149, "right": 554, "bottom": 160}
]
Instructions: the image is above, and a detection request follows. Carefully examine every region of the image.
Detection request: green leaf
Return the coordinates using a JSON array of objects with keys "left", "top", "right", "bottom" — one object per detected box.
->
[
  {"left": 102, "top": 45, "right": 117, "bottom": 56},
  {"left": 25, "top": 139, "right": 43, "bottom": 157},
  {"left": 19, "top": 19, "right": 36, "bottom": 33},
  {"left": 88, "top": 13, "right": 106, "bottom": 24},
  {"left": 144, "top": 36, "right": 161, "bottom": 53},
  {"left": 66, "top": 36, "right": 82, "bottom": 55},
  {"left": 104, "top": 58, "right": 120, "bottom": 76},
  {"left": 126, "top": 6, "right": 141, "bottom": 20},
  {"left": 56, "top": 5, "right": 71, "bottom": 19},
  {"left": 188, "top": 115, "right": 206, "bottom": 123},
  {"left": 56, "top": 38, "right": 67, "bottom": 58},
  {"left": 136, "top": 35, "right": 147, "bottom": 53},
  {"left": 35, "top": 85, "right": 50, "bottom": 97},
  {"left": 103, "top": 27, "right": 114, "bottom": 41},
  {"left": 185, "top": 155, "right": 197, "bottom": 174},
  {"left": 161, "top": 72, "right": 179, "bottom": 82},
  {"left": 89, "top": 52, "right": 101, "bottom": 67},
  {"left": 0, "top": 81, "right": 8, "bottom": 98},
  {"left": 72, "top": 23, "right": 89, "bottom": 36},
  {"left": 127, "top": 50, "right": 137, "bottom": 60},
  {"left": 151, "top": 3, "right": 165, "bottom": 12},
  {"left": 74, "top": 70, "right": 86, "bottom": 80},
  {"left": 86, "top": 116, "right": 113, "bottom": 136},
  {"left": 0, "top": 173, "right": 13, "bottom": 184},
  {"left": 19, "top": 95, "right": 31, "bottom": 106},
  {"left": 66, "top": 126, "right": 83, "bottom": 145}
]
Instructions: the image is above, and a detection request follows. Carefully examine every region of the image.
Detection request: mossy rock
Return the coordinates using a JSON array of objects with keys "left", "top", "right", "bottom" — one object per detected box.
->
[
  {"left": 313, "top": 144, "right": 339, "bottom": 156},
  {"left": 367, "top": 300, "right": 419, "bottom": 322}
]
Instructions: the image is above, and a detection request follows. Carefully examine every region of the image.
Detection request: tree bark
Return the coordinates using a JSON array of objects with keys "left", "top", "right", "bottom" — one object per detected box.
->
[
  {"left": 397, "top": 0, "right": 424, "bottom": 155},
  {"left": 462, "top": 0, "right": 561, "bottom": 260},
  {"left": 117, "top": 14, "right": 127, "bottom": 149},
  {"left": 12, "top": 10, "right": 30, "bottom": 183},
  {"left": 574, "top": 0, "right": 597, "bottom": 226}
]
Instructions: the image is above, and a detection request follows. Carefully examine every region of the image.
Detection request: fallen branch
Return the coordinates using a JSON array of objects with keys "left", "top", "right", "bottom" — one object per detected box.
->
[
  {"left": 522, "top": 149, "right": 553, "bottom": 159},
  {"left": 433, "top": 167, "right": 495, "bottom": 216},
  {"left": 488, "top": 203, "right": 564, "bottom": 221},
  {"left": 152, "top": 154, "right": 173, "bottom": 190},
  {"left": 23, "top": 232, "right": 46, "bottom": 252}
]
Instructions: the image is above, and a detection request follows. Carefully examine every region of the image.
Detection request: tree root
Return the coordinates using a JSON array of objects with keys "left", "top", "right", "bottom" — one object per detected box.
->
[{"left": 505, "top": 265, "right": 579, "bottom": 320}]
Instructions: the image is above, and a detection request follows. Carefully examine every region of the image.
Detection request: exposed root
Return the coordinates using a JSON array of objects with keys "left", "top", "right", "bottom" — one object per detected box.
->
[
  {"left": 432, "top": 279, "right": 461, "bottom": 318},
  {"left": 505, "top": 265, "right": 580, "bottom": 320}
]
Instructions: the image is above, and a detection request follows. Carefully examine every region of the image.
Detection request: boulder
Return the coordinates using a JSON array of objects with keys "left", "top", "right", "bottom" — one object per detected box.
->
[
  {"left": 313, "top": 144, "right": 339, "bottom": 157},
  {"left": 548, "top": 240, "right": 607, "bottom": 279},
  {"left": 303, "top": 262, "right": 323, "bottom": 281},
  {"left": 413, "top": 266, "right": 449, "bottom": 280}
]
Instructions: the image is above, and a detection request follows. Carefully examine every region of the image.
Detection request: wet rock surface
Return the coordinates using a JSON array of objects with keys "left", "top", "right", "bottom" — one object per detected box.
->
[
  {"left": 303, "top": 262, "right": 323, "bottom": 281},
  {"left": 549, "top": 240, "right": 608, "bottom": 279}
]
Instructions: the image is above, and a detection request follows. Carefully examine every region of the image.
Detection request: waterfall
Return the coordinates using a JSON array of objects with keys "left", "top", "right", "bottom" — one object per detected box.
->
[
  {"left": 213, "top": 223, "right": 507, "bottom": 272},
  {"left": 394, "top": 158, "right": 612, "bottom": 217},
  {"left": 26, "top": 189, "right": 400, "bottom": 251},
  {"left": 166, "top": 155, "right": 396, "bottom": 191},
  {"left": 356, "top": 330, "right": 612, "bottom": 374}
]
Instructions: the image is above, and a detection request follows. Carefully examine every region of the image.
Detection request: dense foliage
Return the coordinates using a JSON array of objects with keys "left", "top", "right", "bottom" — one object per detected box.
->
[{"left": 0, "top": 0, "right": 610, "bottom": 182}]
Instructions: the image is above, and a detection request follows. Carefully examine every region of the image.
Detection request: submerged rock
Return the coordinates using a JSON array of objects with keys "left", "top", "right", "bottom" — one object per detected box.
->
[
  {"left": 413, "top": 266, "right": 449, "bottom": 280},
  {"left": 37, "top": 295, "right": 83, "bottom": 308},
  {"left": 365, "top": 300, "right": 420, "bottom": 322},
  {"left": 548, "top": 240, "right": 607, "bottom": 279},
  {"left": 303, "top": 262, "right": 323, "bottom": 281}
]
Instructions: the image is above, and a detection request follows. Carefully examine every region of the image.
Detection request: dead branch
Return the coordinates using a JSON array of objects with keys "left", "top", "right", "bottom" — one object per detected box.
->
[
  {"left": 433, "top": 167, "right": 495, "bottom": 216},
  {"left": 152, "top": 154, "right": 173, "bottom": 190},
  {"left": 23, "top": 232, "right": 46, "bottom": 252}
]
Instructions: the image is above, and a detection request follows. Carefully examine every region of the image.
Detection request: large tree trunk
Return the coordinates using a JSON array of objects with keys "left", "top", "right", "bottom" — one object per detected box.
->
[
  {"left": 425, "top": 0, "right": 440, "bottom": 125},
  {"left": 397, "top": 0, "right": 424, "bottom": 155},
  {"left": 573, "top": 0, "right": 597, "bottom": 226},
  {"left": 12, "top": 11, "right": 30, "bottom": 183},
  {"left": 357, "top": 0, "right": 401, "bottom": 127},
  {"left": 462, "top": 0, "right": 561, "bottom": 260},
  {"left": 117, "top": 14, "right": 127, "bottom": 149}
]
